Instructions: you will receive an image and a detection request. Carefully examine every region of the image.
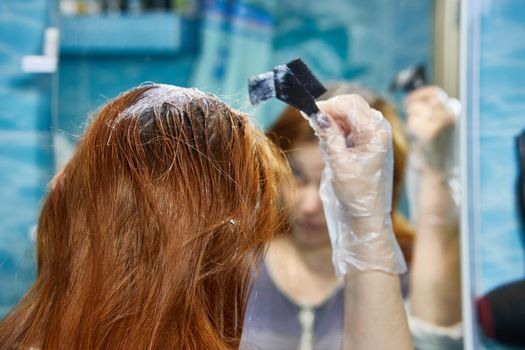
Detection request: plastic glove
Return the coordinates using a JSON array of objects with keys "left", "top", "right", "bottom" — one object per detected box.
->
[
  {"left": 405, "top": 86, "right": 460, "bottom": 224},
  {"left": 305, "top": 94, "right": 407, "bottom": 276}
]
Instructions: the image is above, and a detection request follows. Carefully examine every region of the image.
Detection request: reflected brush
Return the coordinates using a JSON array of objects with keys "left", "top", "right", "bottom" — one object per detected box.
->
[{"left": 390, "top": 64, "right": 426, "bottom": 93}]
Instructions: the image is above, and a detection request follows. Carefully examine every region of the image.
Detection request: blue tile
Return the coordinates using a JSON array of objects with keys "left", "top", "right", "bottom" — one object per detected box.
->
[
  {"left": 57, "top": 55, "right": 195, "bottom": 138},
  {"left": 469, "top": 3, "right": 525, "bottom": 348},
  {"left": 0, "top": 76, "right": 53, "bottom": 131},
  {"left": 0, "top": 131, "right": 53, "bottom": 317},
  {"left": 0, "top": 0, "right": 53, "bottom": 132},
  {"left": 478, "top": 0, "right": 525, "bottom": 134},
  {"left": 477, "top": 135, "right": 525, "bottom": 294},
  {"left": 0, "top": 1, "right": 49, "bottom": 64}
]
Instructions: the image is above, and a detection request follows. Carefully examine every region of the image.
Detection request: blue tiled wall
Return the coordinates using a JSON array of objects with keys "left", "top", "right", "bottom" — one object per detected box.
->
[
  {"left": 57, "top": 54, "right": 195, "bottom": 151},
  {"left": 276, "top": 0, "right": 432, "bottom": 122},
  {"left": 272, "top": 0, "right": 433, "bottom": 96},
  {"left": 0, "top": 0, "right": 55, "bottom": 317},
  {"left": 0, "top": 133, "right": 53, "bottom": 316},
  {"left": 477, "top": 0, "right": 525, "bottom": 301},
  {"left": 465, "top": 0, "right": 525, "bottom": 348}
]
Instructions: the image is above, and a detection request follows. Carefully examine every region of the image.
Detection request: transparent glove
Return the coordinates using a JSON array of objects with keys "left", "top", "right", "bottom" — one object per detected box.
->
[
  {"left": 405, "top": 86, "right": 461, "bottom": 224},
  {"left": 305, "top": 94, "right": 407, "bottom": 276}
]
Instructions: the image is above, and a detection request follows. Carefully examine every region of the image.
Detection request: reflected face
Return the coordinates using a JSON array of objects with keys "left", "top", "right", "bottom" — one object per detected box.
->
[{"left": 288, "top": 142, "right": 330, "bottom": 249}]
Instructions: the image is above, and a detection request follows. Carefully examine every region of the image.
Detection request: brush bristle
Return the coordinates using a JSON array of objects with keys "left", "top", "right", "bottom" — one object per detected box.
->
[
  {"left": 273, "top": 65, "right": 320, "bottom": 116},
  {"left": 286, "top": 58, "right": 327, "bottom": 98},
  {"left": 248, "top": 71, "right": 276, "bottom": 106}
]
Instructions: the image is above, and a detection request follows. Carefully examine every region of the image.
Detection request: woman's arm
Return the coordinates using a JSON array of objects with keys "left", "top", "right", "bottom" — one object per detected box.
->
[
  {"left": 409, "top": 168, "right": 461, "bottom": 326},
  {"left": 343, "top": 220, "right": 412, "bottom": 349},
  {"left": 405, "top": 86, "right": 462, "bottom": 327},
  {"left": 344, "top": 271, "right": 411, "bottom": 350},
  {"left": 315, "top": 96, "right": 413, "bottom": 350}
]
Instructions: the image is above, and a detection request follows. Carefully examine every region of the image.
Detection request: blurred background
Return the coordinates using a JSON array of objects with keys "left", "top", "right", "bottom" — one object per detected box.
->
[{"left": 0, "top": 0, "right": 524, "bottom": 349}]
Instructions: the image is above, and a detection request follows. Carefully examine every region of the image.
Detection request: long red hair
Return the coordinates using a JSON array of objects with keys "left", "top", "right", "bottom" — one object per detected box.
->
[
  {"left": 267, "top": 83, "right": 414, "bottom": 263},
  {"left": 0, "top": 84, "right": 291, "bottom": 349}
]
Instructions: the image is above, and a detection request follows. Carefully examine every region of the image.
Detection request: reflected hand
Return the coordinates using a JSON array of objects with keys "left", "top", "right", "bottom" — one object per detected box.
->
[
  {"left": 405, "top": 86, "right": 461, "bottom": 224},
  {"left": 405, "top": 86, "right": 459, "bottom": 172}
]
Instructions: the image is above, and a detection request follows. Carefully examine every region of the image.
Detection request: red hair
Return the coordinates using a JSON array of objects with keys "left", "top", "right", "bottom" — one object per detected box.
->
[{"left": 0, "top": 85, "right": 292, "bottom": 349}]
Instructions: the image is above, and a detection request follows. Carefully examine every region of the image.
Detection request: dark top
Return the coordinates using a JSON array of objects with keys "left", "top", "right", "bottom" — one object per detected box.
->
[
  {"left": 241, "top": 262, "right": 410, "bottom": 350},
  {"left": 241, "top": 263, "right": 344, "bottom": 350}
]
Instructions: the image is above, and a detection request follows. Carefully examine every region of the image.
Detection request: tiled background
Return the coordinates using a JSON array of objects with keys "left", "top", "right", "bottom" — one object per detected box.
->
[
  {"left": 478, "top": 0, "right": 525, "bottom": 313},
  {"left": 0, "top": 0, "right": 55, "bottom": 316},
  {"left": 465, "top": 0, "right": 525, "bottom": 348}
]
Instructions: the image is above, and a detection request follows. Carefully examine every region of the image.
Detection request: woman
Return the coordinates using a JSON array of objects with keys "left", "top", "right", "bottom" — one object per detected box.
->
[
  {"left": 242, "top": 83, "right": 462, "bottom": 350},
  {"left": 0, "top": 84, "right": 411, "bottom": 349},
  {"left": 0, "top": 84, "right": 291, "bottom": 349}
]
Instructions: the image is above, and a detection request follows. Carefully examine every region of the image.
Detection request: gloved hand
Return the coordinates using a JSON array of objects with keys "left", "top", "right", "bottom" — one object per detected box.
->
[
  {"left": 405, "top": 86, "right": 459, "bottom": 173},
  {"left": 305, "top": 94, "right": 407, "bottom": 276},
  {"left": 405, "top": 86, "right": 460, "bottom": 223}
]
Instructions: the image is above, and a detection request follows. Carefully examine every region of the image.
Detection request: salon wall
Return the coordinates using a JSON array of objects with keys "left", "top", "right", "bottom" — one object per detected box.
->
[
  {"left": 0, "top": 0, "right": 55, "bottom": 317},
  {"left": 55, "top": 55, "right": 195, "bottom": 166},
  {"left": 462, "top": 0, "right": 525, "bottom": 348},
  {"left": 55, "top": 9, "right": 199, "bottom": 166}
]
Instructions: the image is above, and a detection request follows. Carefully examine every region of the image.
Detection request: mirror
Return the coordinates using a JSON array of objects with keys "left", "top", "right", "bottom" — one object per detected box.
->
[
  {"left": 1, "top": 0, "right": 465, "bottom": 349},
  {"left": 54, "top": 1, "right": 464, "bottom": 349},
  {"left": 460, "top": 0, "right": 525, "bottom": 348}
]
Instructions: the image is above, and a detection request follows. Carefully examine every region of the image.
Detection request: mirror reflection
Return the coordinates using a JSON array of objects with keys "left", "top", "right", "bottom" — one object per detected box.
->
[{"left": 1, "top": 0, "right": 465, "bottom": 349}]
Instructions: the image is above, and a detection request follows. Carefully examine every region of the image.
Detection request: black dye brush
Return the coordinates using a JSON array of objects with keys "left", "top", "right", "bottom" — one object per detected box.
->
[
  {"left": 248, "top": 58, "right": 327, "bottom": 118},
  {"left": 390, "top": 64, "right": 426, "bottom": 93}
]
